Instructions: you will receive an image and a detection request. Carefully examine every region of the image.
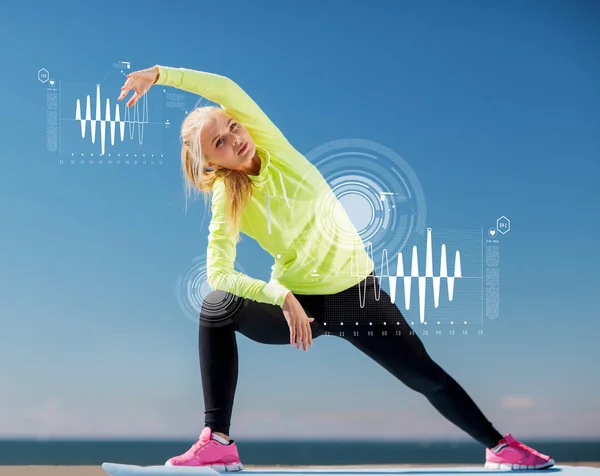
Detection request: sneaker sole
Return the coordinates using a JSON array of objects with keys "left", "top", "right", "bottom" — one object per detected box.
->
[
  {"left": 211, "top": 463, "right": 243, "bottom": 472},
  {"left": 165, "top": 461, "right": 243, "bottom": 472},
  {"left": 484, "top": 458, "right": 555, "bottom": 470}
]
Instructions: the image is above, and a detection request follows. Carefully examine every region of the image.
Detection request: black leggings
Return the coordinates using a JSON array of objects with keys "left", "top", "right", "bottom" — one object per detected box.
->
[{"left": 198, "top": 274, "right": 503, "bottom": 448}]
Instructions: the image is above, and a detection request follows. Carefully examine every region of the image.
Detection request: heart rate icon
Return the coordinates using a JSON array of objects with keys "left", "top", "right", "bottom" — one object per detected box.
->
[
  {"left": 49, "top": 79, "right": 55, "bottom": 86},
  {"left": 488, "top": 227, "right": 497, "bottom": 237}
]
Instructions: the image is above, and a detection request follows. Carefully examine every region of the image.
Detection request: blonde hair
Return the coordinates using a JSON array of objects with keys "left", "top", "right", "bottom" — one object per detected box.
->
[{"left": 180, "top": 106, "right": 255, "bottom": 239}]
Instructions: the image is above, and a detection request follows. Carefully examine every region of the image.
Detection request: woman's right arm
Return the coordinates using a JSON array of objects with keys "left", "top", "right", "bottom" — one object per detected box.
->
[
  {"left": 208, "top": 181, "right": 313, "bottom": 350},
  {"left": 206, "top": 180, "right": 291, "bottom": 308}
]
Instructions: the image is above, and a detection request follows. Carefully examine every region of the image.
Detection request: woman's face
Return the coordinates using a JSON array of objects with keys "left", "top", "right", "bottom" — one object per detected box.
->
[{"left": 200, "top": 110, "right": 257, "bottom": 173}]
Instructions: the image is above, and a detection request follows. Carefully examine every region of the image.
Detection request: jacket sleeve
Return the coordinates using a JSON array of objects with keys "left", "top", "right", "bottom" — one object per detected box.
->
[
  {"left": 206, "top": 180, "right": 291, "bottom": 307},
  {"left": 155, "top": 65, "right": 288, "bottom": 148}
]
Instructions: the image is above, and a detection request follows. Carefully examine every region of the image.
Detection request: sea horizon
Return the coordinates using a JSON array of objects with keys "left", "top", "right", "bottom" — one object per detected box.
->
[
  {"left": 0, "top": 438, "right": 598, "bottom": 466},
  {"left": 2, "top": 436, "right": 600, "bottom": 442}
]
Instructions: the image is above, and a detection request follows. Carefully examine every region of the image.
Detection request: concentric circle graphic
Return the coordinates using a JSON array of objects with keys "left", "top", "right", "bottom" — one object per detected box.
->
[
  {"left": 304, "top": 139, "right": 427, "bottom": 260},
  {"left": 175, "top": 255, "right": 246, "bottom": 327}
]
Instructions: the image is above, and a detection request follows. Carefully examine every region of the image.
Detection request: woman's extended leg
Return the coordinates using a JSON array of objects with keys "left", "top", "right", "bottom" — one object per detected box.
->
[
  {"left": 321, "top": 276, "right": 503, "bottom": 448},
  {"left": 320, "top": 276, "right": 554, "bottom": 469}
]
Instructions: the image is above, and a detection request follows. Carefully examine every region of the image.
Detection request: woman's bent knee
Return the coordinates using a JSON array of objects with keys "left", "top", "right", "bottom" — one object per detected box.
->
[{"left": 199, "top": 290, "right": 244, "bottom": 328}]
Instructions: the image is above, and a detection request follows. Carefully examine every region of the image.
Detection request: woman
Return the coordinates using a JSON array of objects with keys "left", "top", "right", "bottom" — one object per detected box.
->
[{"left": 118, "top": 65, "right": 555, "bottom": 472}]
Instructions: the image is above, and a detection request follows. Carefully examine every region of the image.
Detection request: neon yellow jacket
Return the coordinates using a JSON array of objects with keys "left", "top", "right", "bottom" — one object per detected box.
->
[{"left": 156, "top": 66, "right": 374, "bottom": 307}]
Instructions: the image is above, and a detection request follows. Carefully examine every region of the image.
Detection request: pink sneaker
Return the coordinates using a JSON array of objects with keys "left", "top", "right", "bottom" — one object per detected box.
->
[
  {"left": 485, "top": 433, "right": 555, "bottom": 470},
  {"left": 165, "top": 427, "right": 243, "bottom": 472}
]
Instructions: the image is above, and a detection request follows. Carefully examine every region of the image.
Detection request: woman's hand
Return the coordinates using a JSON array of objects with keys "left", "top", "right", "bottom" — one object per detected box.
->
[
  {"left": 282, "top": 292, "right": 314, "bottom": 351},
  {"left": 118, "top": 66, "right": 159, "bottom": 108}
]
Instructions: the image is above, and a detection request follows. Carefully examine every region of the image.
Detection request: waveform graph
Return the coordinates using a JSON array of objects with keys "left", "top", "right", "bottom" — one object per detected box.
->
[
  {"left": 357, "top": 228, "right": 483, "bottom": 327},
  {"left": 59, "top": 80, "right": 165, "bottom": 162},
  {"left": 74, "top": 84, "right": 149, "bottom": 155}
]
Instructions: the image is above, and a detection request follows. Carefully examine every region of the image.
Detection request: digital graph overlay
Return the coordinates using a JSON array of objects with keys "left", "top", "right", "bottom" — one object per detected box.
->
[
  {"left": 484, "top": 216, "right": 509, "bottom": 321},
  {"left": 175, "top": 256, "right": 249, "bottom": 327},
  {"left": 318, "top": 227, "right": 484, "bottom": 336},
  {"left": 358, "top": 228, "right": 463, "bottom": 323},
  {"left": 304, "top": 139, "right": 427, "bottom": 263},
  {"left": 74, "top": 84, "right": 149, "bottom": 156},
  {"left": 45, "top": 62, "right": 177, "bottom": 162},
  {"left": 63, "top": 80, "right": 163, "bottom": 158}
]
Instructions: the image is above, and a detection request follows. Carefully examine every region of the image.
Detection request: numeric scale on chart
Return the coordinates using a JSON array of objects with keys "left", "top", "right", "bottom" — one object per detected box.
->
[{"left": 41, "top": 61, "right": 187, "bottom": 164}]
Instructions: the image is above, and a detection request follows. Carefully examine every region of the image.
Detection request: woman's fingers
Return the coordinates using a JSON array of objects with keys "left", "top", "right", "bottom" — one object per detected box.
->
[
  {"left": 289, "top": 319, "right": 304, "bottom": 350},
  {"left": 118, "top": 77, "right": 150, "bottom": 108},
  {"left": 296, "top": 322, "right": 303, "bottom": 350},
  {"left": 118, "top": 85, "right": 130, "bottom": 101},
  {"left": 127, "top": 90, "right": 143, "bottom": 108},
  {"left": 297, "top": 319, "right": 313, "bottom": 351},
  {"left": 118, "top": 77, "right": 136, "bottom": 101},
  {"left": 299, "top": 322, "right": 306, "bottom": 351},
  {"left": 285, "top": 308, "right": 314, "bottom": 351}
]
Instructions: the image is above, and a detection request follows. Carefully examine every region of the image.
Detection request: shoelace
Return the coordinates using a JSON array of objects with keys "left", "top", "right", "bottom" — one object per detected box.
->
[
  {"left": 510, "top": 440, "right": 542, "bottom": 457},
  {"left": 191, "top": 436, "right": 210, "bottom": 452}
]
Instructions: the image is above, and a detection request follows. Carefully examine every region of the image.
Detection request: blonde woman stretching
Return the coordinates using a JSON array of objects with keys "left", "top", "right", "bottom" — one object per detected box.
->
[{"left": 118, "top": 65, "right": 555, "bottom": 472}]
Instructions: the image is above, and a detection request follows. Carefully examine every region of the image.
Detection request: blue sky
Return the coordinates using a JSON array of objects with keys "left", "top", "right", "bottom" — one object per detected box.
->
[{"left": 1, "top": 0, "right": 599, "bottom": 441}]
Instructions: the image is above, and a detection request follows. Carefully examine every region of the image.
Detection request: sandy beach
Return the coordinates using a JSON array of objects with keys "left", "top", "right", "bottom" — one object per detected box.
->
[{"left": 1, "top": 463, "right": 600, "bottom": 476}]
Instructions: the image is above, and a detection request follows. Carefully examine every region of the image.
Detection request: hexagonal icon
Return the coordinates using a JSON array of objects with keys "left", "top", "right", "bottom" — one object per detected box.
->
[
  {"left": 38, "top": 68, "right": 49, "bottom": 83},
  {"left": 496, "top": 216, "right": 510, "bottom": 234}
]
